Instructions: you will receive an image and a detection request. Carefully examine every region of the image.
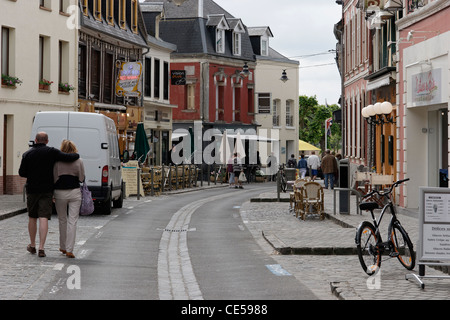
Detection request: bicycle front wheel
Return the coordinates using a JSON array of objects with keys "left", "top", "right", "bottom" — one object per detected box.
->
[
  {"left": 356, "top": 221, "right": 381, "bottom": 275},
  {"left": 391, "top": 223, "right": 415, "bottom": 270}
]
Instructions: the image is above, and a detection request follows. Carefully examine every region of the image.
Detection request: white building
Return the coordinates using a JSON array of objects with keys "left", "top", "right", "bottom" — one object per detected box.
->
[
  {"left": 1, "top": 0, "right": 78, "bottom": 194},
  {"left": 250, "top": 27, "right": 300, "bottom": 164}
]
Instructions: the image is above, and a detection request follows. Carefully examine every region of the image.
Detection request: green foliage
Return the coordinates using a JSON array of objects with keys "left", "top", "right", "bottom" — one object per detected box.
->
[{"left": 298, "top": 95, "right": 341, "bottom": 152}]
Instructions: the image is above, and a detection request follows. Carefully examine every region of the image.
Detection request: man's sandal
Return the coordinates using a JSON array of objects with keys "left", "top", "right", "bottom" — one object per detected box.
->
[{"left": 27, "top": 244, "right": 36, "bottom": 254}]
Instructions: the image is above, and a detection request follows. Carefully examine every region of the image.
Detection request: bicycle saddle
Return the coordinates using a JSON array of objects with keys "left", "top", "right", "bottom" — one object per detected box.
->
[{"left": 359, "top": 202, "right": 379, "bottom": 211}]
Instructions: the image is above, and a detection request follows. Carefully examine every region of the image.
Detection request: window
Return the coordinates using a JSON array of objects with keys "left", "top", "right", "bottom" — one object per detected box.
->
[
  {"left": 78, "top": 44, "right": 87, "bottom": 98},
  {"left": 93, "top": 0, "right": 101, "bottom": 21},
  {"left": 233, "top": 86, "right": 241, "bottom": 121},
  {"left": 90, "top": 49, "right": 101, "bottom": 100},
  {"left": 59, "top": 0, "right": 69, "bottom": 14},
  {"left": 163, "top": 61, "right": 169, "bottom": 100},
  {"left": 58, "top": 41, "right": 69, "bottom": 86},
  {"left": 187, "top": 84, "right": 195, "bottom": 110},
  {"left": 216, "top": 28, "right": 225, "bottom": 53},
  {"left": 154, "top": 58, "right": 160, "bottom": 99},
  {"left": 103, "top": 52, "right": 114, "bottom": 103},
  {"left": 273, "top": 99, "right": 280, "bottom": 126},
  {"left": 1, "top": 27, "right": 10, "bottom": 76},
  {"left": 258, "top": 93, "right": 271, "bottom": 114},
  {"left": 38, "top": 36, "right": 50, "bottom": 84},
  {"left": 233, "top": 32, "right": 241, "bottom": 56},
  {"left": 81, "top": 0, "right": 88, "bottom": 16},
  {"left": 106, "top": 0, "right": 114, "bottom": 26},
  {"left": 131, "top": 0, "right": 138, "bottom": 34},
  {"left": 261, "top": 39, "right": 268, "bottom": 56},
  {"left": 286, "top": 100, "right": 293, "bottom": 127},
  {"left": 119, "top": 0, "right": 126, "bottom": 29},
  {"left": 144, "top": 57, "right": 151, "bottom": 97}
]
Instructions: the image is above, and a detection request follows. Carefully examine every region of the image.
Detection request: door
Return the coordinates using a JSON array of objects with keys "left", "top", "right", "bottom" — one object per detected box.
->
[{"left": 2, "top": 115, "right": 7, "bottom": 194}]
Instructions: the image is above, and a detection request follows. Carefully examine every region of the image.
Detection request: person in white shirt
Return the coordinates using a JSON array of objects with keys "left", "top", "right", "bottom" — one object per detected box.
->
[{"left": 307, "top": 151, "right": 321, "bottom": 181}]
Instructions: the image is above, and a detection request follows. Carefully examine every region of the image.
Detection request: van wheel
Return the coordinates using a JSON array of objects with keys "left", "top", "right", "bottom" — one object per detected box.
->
[
  {"left": 113, "top": 182, "right": 124, "bottom": 208},
  {"left": 102, "top": 192, "right": 112, "bottom": 215}
]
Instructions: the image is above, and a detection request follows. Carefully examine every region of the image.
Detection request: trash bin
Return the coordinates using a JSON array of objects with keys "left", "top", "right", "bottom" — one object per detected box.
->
[
  {"left": 339, "top": 159, "right": 350, "bottom": 214},
  {"left": 284, "top": 168, "right": 296, "bottom": 181}
]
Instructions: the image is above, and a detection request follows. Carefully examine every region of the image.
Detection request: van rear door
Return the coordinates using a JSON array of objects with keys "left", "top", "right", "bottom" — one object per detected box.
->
[{"left": 67, "top": 113, "right": 106, "bottom": 188}]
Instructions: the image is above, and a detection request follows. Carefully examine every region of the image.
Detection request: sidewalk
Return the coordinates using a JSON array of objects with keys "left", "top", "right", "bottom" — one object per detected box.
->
[{"left": 244, "top": 184, "right": 450, "bottom": 300}]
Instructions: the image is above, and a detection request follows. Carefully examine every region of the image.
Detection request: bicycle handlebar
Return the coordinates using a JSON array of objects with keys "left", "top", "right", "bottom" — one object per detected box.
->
[{"left": 362, "top": 178, "right": 410, "bottom": 199}]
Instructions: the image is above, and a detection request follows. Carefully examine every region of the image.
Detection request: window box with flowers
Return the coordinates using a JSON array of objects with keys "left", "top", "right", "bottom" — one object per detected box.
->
[
  {"left": 39, "top": 79, "right": 53, "bottom": 91},
  {"left": 58, "top": 82, "right": 75, "bottom": 94},
  {"left": 1, "top": 74, "right": 22, "bottom": 88}
]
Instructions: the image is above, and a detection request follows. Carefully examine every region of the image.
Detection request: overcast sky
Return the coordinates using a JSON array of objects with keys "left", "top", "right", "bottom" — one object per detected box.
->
[{"left": 214, "top": 0, "right": 343, "bottom": 106}]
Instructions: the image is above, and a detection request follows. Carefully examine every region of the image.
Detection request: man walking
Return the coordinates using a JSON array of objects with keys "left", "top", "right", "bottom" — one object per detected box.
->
[
  {"left": 321, "top": 149, "right": 338, "bottom": 189},
  {"left": 19, "top": 132, "right": 80, "bottom": 257},
  {"left": 307, "top": 151, "right": 320, "bottom": 181}
]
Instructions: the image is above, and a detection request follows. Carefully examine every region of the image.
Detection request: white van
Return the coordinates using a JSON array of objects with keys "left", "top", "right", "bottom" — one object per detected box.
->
[{"left": 30, "top": 111, "right": 124, "bottom": 214}]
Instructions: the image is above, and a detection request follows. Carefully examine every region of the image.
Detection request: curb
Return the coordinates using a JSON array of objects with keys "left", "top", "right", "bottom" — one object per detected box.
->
[{"left": 0, "top": 208, "right": 27, "bottom": 221}]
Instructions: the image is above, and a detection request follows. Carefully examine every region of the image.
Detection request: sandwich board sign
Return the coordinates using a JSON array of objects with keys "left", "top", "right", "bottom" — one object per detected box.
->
[{"left": 406, "top": 187, "right": 450, "bottom": 288}]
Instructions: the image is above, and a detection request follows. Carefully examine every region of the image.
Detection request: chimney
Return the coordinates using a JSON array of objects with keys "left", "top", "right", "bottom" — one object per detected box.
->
[{"left": 198, "top": 0, "right": 203, "bottom": 18}]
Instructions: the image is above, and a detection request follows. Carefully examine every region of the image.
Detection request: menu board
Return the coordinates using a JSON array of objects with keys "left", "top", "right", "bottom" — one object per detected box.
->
[
  {"left": 122, "top": 161, "right": 144, "bottom": 197},
  {"left": 419, "top": 188, "right": 450, "bottom": 263}
]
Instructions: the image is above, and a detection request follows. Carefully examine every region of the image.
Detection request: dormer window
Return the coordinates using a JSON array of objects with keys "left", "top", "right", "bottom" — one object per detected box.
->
[
  {"left": 216, "top": 28, "right": 225, "bottom": 53},
  {"left": 207, "top": 14, "right": 230, "bottom": 54},
  {"left": 230, "top": 19, "right": 245, "bottom": 56},
  {"left": 248, "top": 26, "right": 273, "bottom": 57}
]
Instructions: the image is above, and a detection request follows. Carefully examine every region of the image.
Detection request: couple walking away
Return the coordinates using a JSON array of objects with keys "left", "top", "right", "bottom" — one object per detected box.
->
[{"left": 19, "top": 132, "right": 85, "bottom": 258}]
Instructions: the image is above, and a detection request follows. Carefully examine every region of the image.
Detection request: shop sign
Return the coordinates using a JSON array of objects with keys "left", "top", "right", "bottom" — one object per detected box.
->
[
  {"left": 116, "top": 61, "right": 142, "bottom": 97},
  {"left": 171, "top": 70, "right": 186, "bottom": 85},
  {"left": 411, "top": 68, "right": 442, "bottom": 107}
]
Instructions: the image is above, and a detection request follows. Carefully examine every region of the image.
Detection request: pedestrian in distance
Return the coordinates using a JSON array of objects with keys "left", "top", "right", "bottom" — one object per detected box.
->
[
  {"left": 321, "top": 149, "right": 338, "bottom": 189},
  {"left": 53, "top": 140, "right": 85, "bottom": 258},
  {"left": 227, "top": 154, "right": 235, "bottom": 188},
  {"left": 297, "top": 154, "right": 308, "bottom": 179},
  {"left": 19, "top": 132, "right": 80, "bottom": 258},
  {"left": 233, "top": 153, "right": 244, "bottom": 189},
  {"left": 287, "top": 154, "right": 297, "bottom": 168},
  {"left": 307, "top": 151, "right": 320, "bottom": 181}
]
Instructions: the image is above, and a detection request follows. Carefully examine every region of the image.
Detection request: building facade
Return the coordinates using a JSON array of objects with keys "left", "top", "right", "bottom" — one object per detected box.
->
[
  {"left": 1, "top": 0, "right": 78, "bottom": 194},
  {"left": 336, "top": 0, "right": 450, "bottom": 210}
]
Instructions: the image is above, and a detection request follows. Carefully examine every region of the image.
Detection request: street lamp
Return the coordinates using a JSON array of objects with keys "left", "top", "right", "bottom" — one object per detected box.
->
[
  {"left": 362, "top": 101, "right": 395, "bottom": 125},
  {"left": 280, "top": 70, "right": 289, "bottom": 83}
]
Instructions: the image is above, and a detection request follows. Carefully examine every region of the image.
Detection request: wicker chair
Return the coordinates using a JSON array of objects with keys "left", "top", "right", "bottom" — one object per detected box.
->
[{"left": 301, "top": 181, "right": 324, "bottom": 220}]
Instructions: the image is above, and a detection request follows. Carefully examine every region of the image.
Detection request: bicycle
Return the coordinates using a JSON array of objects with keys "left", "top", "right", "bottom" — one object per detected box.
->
[
  {"left": 355, "top": 178, "right": 415, "bottom": 275},
  {"left": 278, "top": 165, "right": 287, "bottom": 192}
]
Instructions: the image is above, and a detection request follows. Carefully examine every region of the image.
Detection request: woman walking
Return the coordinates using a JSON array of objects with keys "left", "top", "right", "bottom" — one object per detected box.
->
[{"left": 53, "top": 140, "right": 85, "bottom": 258}]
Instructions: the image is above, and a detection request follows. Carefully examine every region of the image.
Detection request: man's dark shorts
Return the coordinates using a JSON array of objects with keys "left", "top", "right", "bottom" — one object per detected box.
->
[{"left": 27, "top": 193, "right": 53, "bottom": 220}]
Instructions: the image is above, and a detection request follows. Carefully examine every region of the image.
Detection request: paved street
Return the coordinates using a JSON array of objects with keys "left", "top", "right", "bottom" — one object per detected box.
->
[{"left": 1, "top": 182, "right": 450, "bottom": 301}]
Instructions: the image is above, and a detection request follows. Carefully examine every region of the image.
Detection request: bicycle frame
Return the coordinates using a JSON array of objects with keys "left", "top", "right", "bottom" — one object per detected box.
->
[{"left": 368, "top": 199, "right": 400, "bottom": 254}]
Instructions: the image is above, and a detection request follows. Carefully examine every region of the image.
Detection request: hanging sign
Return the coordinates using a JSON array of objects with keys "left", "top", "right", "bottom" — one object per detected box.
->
[
  {"left": 116, "top": 61, "right": 143, "bottom": 97},
  {"left": 171, "top": 70, "right": 186, "bottom": 85}
]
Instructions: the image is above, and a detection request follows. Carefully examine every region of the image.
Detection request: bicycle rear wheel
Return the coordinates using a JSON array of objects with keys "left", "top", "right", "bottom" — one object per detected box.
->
[
  {"left": 391, "top": 223, "right": 415, "bottom": 270},
  {"left": 356, "top": 221, "right": 381, "bottom": 275}
]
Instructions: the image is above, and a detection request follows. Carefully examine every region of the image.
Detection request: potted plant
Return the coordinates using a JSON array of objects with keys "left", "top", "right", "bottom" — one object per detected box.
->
[
  {"left": 58, "top": 82, "right": 75, "bottom": 93},
  {"left": 39, "top": 79, "right": 53, "bottom": 90},
  {"left": 1, "top": 74, "right": 22, "bottom": 87}
]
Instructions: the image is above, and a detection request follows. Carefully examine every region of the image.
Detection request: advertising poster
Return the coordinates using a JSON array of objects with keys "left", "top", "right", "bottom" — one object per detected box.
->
[{"left": 419, "top": 188, "right": 450, "bottom": 262}]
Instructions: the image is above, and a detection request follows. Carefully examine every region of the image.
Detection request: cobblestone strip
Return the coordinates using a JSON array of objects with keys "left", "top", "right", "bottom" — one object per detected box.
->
[{"left": 157, "top": 193, "right": 236, "bottom": 300}]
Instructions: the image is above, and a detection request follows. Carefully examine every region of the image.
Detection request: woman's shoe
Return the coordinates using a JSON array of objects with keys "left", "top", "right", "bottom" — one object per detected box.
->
[
  {"left": 66, "top": 252, "right": 75, "bottom": 258},
  {"left": 59, "top": 248, "right": 67, "bottom": 254},
  {"left": 38, "top": 249, "right": 46, "bottom": 257}
]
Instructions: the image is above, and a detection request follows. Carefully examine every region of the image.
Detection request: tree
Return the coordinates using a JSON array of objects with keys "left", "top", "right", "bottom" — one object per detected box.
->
[{"left": 298, "top": 95, "right": 341, "bottom": 153}]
